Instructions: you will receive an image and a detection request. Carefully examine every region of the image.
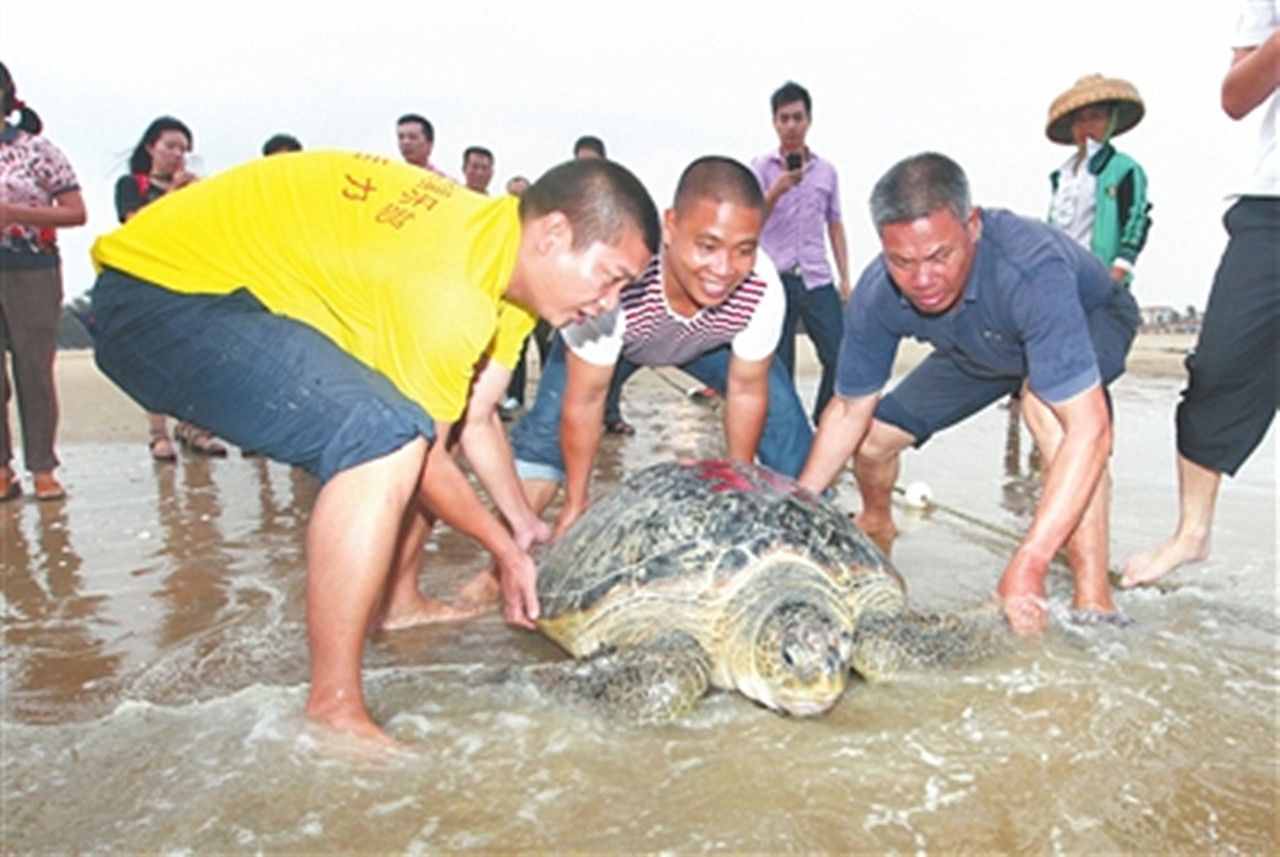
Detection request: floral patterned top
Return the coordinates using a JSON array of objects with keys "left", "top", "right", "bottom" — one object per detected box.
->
[{"left": 0, "top": 123, "right": 80, "bottom": 269}]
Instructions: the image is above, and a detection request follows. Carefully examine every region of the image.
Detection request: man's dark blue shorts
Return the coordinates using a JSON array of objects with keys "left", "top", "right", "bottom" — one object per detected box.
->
[
  {"left": 875, "top": 288, "right": 1139, "bottom": 446},
  {"left": 91, "top": 268, "right": 435, "bottom": 483}
]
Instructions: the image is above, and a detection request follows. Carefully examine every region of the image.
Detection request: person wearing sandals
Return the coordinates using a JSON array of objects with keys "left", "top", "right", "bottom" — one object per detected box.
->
[
  {"left": 1045, "top": 74, "right": 1153, "bottom": 287},
  {"left": 114, "top": 116, "right": 228, "bottom": 460},
  {"left": 0, "top": 62, "right": 86, "bottom": 502}
]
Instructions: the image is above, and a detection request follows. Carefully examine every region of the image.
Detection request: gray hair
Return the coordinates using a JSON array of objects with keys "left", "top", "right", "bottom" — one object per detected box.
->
[{"left": 869, "top": 152, "right": 972, "bottom": 231}]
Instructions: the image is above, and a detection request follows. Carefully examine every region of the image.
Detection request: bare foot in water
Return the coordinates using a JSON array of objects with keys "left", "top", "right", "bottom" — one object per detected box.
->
[
  {"left": 997, "top": 592, "right": 1049, "bottom": 636},
  {"left": 456, "top": 569, "right": 501, "bottom": 606},
  {"left": 996, "top": 564, "right": 1049, "bottom": 636},
  {"left": 853, "top": 512, "right": 899, "bottom": 557},
  {"left": 305, "top": 694, "right": 398, "bottom": 749},
  {"left": 1068, "top": 591, "right": 1127, "bottom": 626},
  {"left": 376, "top": 594, "right": 490, "bottom": 631},
  {"left": 1120, "top": 533, "right": 1210, "bottom": 588}
]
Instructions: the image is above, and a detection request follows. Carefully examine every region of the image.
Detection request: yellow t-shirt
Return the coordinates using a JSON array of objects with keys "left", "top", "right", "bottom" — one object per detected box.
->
[{"left": 91, "top": 150, "right": 535, "bottom": 423}]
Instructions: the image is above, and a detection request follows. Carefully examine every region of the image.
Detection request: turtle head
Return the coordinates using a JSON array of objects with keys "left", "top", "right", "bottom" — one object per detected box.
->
[{"left": 735, "top": 600, "right": 854, "bottom": 717}]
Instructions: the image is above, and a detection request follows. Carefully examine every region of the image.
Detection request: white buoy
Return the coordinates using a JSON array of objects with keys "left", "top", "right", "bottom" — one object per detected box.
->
[{"left": 903, "top": 481, "right": 933, "bottom": 509}]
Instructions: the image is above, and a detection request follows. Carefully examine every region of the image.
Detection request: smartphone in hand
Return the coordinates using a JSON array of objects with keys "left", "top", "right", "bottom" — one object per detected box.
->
[{"left": 785, "top": 152, "right": 802, "bottom": 172}]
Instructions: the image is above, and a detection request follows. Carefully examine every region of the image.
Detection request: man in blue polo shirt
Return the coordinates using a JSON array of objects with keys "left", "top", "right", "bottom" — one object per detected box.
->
[{"left": 797, "top": 152, "right": 1139, "bottom": 635}]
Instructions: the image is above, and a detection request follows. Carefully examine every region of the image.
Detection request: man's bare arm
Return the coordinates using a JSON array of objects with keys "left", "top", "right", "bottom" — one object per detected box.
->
[
  {"left": 418, "top": 428, "right": 539, "bottom": 627},
  {"left": 723, "top": 354, "right": 770, "bottom": 464},
  {"left": 1222, "top": 32, "right": 1280, "bottom": 120},
  {"left": 455, "top": 357, "right": 548, "bottom": 549},
  {"left": 558, "top": 350, "right": 616, "bottom": 535},
  {"left": 1012, "top": 385, "right": 1112, "bottom": 564},
  {"left": 796, "top": 392, "right": 880, "bottom": 494},
  {"left": 828, "top": 220, "right": 852, "bottom": 299}
]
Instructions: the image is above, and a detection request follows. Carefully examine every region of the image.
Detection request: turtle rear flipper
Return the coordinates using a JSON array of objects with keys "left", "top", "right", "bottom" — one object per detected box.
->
[
  {"left": 530, "top": 632, "right": 713, "bottom": 724},
  {"left": 851, "top": 607, "right": 1010, "bottom": 681}
]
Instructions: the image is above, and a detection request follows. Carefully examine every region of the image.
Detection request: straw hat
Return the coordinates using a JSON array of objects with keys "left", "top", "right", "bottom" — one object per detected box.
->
[{"left": 1046, "top": 74, "right": 1144, "bottom": 144}]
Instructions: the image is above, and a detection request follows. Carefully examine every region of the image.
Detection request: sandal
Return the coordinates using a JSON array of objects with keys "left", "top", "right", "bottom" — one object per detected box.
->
[
  {"left": 0, "top": 466, "right": 20, "bottom": 502},
  {"left": 174, "top": 422, "right": 228, "bottom": 457},
  {"left": 33, "top": 472, "right": 65, "bottom": 501},
  {"left": 604, "top": 419, "right": 636, "bottom": 436},
  {"left": 149, "top": 432, "right": 177, "bottom": 462}
]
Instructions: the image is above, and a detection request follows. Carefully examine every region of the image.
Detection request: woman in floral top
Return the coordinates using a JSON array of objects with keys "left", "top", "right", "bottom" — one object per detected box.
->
[
  {"left": 114, "top": 115, "right": 228, "bottom": 460},
  {"left": 0, "top": 62, "right": 86, "bottom": 501}
]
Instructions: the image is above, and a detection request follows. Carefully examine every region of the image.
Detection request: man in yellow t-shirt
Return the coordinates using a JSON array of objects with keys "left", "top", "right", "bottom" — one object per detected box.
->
[{"left": 88, "top": 151, "right": 659, "bottom": 744}]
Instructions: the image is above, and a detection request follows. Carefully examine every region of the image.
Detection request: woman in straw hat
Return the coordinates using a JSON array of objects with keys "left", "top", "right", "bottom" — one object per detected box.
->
[{"left": 1046, "top": 74, "right": 1152, "bottom": 287}]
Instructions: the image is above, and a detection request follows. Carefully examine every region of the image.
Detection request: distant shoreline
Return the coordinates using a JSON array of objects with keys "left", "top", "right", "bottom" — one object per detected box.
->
[
  {"left": 45, "top": 332, "right": 1195, "bottom": 447},
  {"left": 888, "top": 331, "right": 1194, "bottom": 382}
]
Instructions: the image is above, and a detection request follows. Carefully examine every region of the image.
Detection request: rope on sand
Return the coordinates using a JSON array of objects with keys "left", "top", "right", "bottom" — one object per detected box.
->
[{"left": 646, "top": 367, "right": 721, "bottom": 410}]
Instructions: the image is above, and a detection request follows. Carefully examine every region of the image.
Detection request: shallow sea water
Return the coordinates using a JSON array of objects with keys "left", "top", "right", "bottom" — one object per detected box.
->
[{"left": 2, "top": 371, "right": 1276, "bottom": 853}]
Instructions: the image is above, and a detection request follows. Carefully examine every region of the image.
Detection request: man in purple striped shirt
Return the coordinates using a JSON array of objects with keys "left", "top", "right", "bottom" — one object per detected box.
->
[{"left": 752, "top": 81, "right": 852, "bottom": 425}]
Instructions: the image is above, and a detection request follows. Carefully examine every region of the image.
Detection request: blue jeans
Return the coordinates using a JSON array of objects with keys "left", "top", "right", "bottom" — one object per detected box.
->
[
  {"left": 776, "top": 273, "right": 843, "bottom": 424},
  {"left": 91, "top": 269, "right": 435, "bottom": 483},
  {"left": 510, "top": 335, "right": 812, "bottom": 481}
]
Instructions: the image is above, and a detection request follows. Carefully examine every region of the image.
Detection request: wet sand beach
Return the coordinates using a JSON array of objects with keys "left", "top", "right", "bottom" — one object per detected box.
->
[{"left": 2, "top": 334, "right": 1276, "bottom": 853}]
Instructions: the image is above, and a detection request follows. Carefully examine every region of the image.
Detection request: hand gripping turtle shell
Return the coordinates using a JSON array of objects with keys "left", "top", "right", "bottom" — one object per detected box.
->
[{"left": 530, "top": 459, "right": 1004, "bottom": 724}]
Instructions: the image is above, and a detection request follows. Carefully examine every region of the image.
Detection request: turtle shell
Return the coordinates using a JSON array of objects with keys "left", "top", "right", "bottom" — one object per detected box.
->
[{"left": 535, "top": 460, "right": 906, "bottom": 656}]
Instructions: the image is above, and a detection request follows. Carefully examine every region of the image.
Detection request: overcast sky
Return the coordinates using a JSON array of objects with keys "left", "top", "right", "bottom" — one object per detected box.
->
[{"left": 4, "top": 1, "right": 1255, "bottom": 311}]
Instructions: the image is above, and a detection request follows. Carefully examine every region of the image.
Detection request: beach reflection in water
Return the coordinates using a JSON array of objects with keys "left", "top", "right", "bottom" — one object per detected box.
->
[{"left": 2, "top": 372, "right": 1275, "bottom": 853}]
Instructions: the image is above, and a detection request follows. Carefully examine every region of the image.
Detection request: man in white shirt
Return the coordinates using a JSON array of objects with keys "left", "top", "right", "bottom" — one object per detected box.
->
[{"left": 1122, "top": 1, "right": 1279, "bottom": 587}]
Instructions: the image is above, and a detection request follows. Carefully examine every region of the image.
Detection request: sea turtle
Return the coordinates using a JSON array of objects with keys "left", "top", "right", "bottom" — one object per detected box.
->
[{"left": 530, "top": 459, "right": 1004, "bottom": 723}]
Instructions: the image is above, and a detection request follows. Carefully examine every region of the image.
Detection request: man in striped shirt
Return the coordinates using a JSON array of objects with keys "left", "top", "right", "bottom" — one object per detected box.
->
[{"left": 459, "top": 156, "right": 813, "bottom": 606}]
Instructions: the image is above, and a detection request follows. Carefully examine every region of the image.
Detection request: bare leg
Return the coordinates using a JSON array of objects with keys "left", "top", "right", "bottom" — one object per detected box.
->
[
  {"left": 1120, "top": 454, "right": 1220, "bottom": 587},
  {"left": 374, "top": 500, "right": 489, "bottom": 630},
  {"left": 852, "top": 419, "right": 916, "bottom": 556},
  {"left": 1019, "top": 390, "right": 1116, "bottom": 615},
  {"left": 457, "top": 478, "right": 559, "bottom": 604},
  {"left": 304, "top": 438, "right": 426, "bottom": 744}
]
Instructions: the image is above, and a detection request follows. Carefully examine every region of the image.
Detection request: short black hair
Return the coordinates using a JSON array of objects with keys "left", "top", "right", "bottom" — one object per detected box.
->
[
  {"left": 673, "top": 156, "right": 764, "bottom": 212},
  {"left": 262, "top": 133, "right": 303, "bottom": 156},
  {"left": 770, "top": 81, "right": 812, "bottom": 117},
  {"left": 397, "top": 113, "right": 434, "bottom": 142},
  {"left": 463, "top": 145, "right": 493, "bottom": 164},
  {"left": 521, "top": 159, "right": 659, "bottom": 255},
  {"left": 572, "top": 135, "right": 607, "bottom": 158}
]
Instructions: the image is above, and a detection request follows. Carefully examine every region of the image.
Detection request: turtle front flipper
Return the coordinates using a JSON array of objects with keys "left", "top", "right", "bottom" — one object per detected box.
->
[
  {"left": 850, "top": 606, "right": 1010, "bottom": 682},
  {"left": 529, "top": 632, "right": 713, "bottom": 725}
]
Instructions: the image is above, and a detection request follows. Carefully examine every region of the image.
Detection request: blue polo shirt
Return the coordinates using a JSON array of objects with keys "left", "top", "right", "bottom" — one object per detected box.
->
[{"left": 836, "top": 208, "right": 1119, "bottom": 404}]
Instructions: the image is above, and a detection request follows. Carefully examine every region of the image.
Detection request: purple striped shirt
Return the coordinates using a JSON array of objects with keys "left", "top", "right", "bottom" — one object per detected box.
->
[{"left": 751, "top": 148, "right": 843, "bottom": 290}]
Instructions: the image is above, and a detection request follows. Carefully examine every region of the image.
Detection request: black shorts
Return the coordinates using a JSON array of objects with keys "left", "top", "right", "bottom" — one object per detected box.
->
[{"left": 1176, "top": 197, "right": 1279, "bottom": 476}]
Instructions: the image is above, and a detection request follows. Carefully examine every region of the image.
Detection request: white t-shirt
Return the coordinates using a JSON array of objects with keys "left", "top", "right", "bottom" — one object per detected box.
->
[
  {"left": 562, "top": 252, "right": 785, "bottom": 368},
  {"left": 1048, "top": 139, "right": 1103, "bottom": 248},
  {"left": 1232, "top": 0, "right": 1279, "bottom": 196}
]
